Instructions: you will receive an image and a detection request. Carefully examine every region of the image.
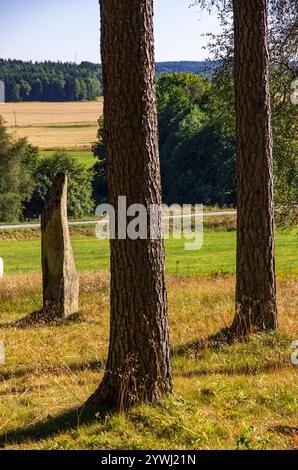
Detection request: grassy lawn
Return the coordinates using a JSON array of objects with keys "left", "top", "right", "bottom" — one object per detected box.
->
[
  {"left": 0, "top": 229, "right": 296, "bottom": 276},
  {"left": 0, "top": 228, "right": 297, "bottom": 450},
  {"left": 0, "top": 273, "right": 297, "bottom": 450},
  {"left": 40, "top": 150, "right": 95, "bottom": 168}
]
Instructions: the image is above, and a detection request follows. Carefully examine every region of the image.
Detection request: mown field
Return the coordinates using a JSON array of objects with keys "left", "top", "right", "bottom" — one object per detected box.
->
[
  {"left": 1, "top": 101, "right": 103, "bottom": 150},
  {"left": 0, "top": 227, "right": 297, "bottom": 276},
  {"left": 41, "top": 150, "right": 95, "bottom": 168}
]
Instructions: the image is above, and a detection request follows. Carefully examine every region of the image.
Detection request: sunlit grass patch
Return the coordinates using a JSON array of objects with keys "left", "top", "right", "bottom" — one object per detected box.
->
[{"left": 0, "top": 273, "right": 297, "bottom": 450}]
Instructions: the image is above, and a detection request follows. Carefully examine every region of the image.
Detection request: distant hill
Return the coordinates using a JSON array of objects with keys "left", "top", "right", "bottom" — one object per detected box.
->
[
  {"left": 0, "top": 59, "right": 219, "bottom": 102},
  {"left": 156, "top": 61, "right": 219, "bottom": 77}
]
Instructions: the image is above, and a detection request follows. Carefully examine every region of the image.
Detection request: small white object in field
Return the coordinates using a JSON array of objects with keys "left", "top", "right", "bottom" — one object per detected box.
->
[
  {"left": 0, "top": 257, "right": 3, "bottom": 277},
  {"left": 0, "top": 81, "right": 4, "bottom": 103}
]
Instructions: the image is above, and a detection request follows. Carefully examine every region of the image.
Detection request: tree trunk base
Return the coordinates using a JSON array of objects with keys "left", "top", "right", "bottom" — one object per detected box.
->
[
  {"left": 231, "top": 300, "right": 278, "bottom": 338},
  {"left": 81, "top": 369, "right": 172, "bottom": 416},
  {"left": 0, "top": 309, "right": 82, "bottom": 330}
]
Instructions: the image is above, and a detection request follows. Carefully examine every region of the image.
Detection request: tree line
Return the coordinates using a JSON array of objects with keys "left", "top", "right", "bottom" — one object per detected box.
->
[
  {"left": 0, "top": 58, "right": 221, "bottom": 103},
  {"left": 0, "top": 59, "right": 101, "bottom": 102}
]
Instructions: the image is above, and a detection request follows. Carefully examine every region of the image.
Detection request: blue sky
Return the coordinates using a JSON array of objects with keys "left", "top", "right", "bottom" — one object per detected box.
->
[{"left": 0, "top": 0, "right": 221, "bottom": 63}]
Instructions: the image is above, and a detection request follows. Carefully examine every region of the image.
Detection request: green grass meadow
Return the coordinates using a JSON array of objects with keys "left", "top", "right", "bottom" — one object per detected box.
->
[
  {"left": 41, "top": 150, "right": 95, "bottom": 168},
  {"left": 0, "top": 229, "right": 297, "bottom": 276}
]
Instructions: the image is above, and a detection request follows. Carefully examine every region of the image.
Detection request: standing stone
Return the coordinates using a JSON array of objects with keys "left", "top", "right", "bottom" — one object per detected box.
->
[{"left": 41, "top": 173, "right": 79, "bottom": 319}]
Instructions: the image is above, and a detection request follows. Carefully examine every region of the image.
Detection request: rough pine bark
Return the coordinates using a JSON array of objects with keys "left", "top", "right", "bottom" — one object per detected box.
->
[
  {"left": 85, "top": 0, "right": 172, "bottom": 410},
  {"left": 231, "top": 0, "right": 278, "bottom": 336}
]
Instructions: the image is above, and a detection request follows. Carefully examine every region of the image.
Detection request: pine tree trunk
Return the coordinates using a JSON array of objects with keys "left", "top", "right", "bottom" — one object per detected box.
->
[
  {"left": 231, "top": 0, "right": 278, "bottom": 336},
  {"left": 86, "top": 0, "right": 172, "bottom": 410}
]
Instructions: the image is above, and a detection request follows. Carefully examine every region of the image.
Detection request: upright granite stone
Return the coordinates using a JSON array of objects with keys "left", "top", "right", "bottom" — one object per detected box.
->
[{"left": 41, "top": 173, "right": 79, "bottom": 319}]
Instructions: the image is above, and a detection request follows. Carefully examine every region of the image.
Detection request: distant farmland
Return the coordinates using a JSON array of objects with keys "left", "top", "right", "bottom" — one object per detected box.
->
[{"left": 0, "top": 100, "right": 103, "bottom": 150}]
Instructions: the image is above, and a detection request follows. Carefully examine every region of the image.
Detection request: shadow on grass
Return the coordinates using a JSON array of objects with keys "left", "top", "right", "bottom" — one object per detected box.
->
[
  {"left": 273, "top": 425, "right": 298, "bottom": 437},
  {"left": 172, "top": 327, "right": 235, "bottom": 357},
  {"left": 0, "top": 311, "right": 85, "bottom": 329},
  {"left": 177, "top": 359, "right": 290, "bottom": 378},
  {"left": 173, "top": 328, "right": 292, "bottom": 376},
  {"left": 0, "top": 359, "right": 103, "bottom": 382},
  {"left": 0, "top": 402, "right": 113, "bottom": 448}
]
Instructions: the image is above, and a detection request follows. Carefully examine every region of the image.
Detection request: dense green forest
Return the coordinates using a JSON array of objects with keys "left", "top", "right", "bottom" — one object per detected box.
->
[
  {"left": 93, "top": 67, "right": 296, "bottom": 212},
  {"left": 0, "top": 59, "right": 218, "bottom": 102},
  {"left": 0, "top": 59, "right": 101, "bottom": 102},
  {"left": 93, "top": 73, "right": 236, "bottom": 207}
]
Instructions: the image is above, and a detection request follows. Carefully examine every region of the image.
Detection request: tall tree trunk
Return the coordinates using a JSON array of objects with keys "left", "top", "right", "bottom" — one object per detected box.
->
[
  {"left": 231, "top": 0, "right": 278, "bottom": 337},
  {"left": 85, "top": 0, "right": 172, "bottom": 410}
]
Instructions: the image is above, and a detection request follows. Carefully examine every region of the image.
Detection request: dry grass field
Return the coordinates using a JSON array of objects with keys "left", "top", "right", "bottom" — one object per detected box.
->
[
  {"left": 0, "top": 227, "right": 297, "bottom": 449},
  {"left": 0, "top": 101, "right": 103, "bottom": 150},
  {"left": 0, "top": 273, "right": 297, "bottom": 450}
]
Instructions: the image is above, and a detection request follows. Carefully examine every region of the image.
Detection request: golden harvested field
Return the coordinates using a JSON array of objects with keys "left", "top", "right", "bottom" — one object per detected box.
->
[{"left": 0, "top": 100, "right": 103, "bottom": 150}]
